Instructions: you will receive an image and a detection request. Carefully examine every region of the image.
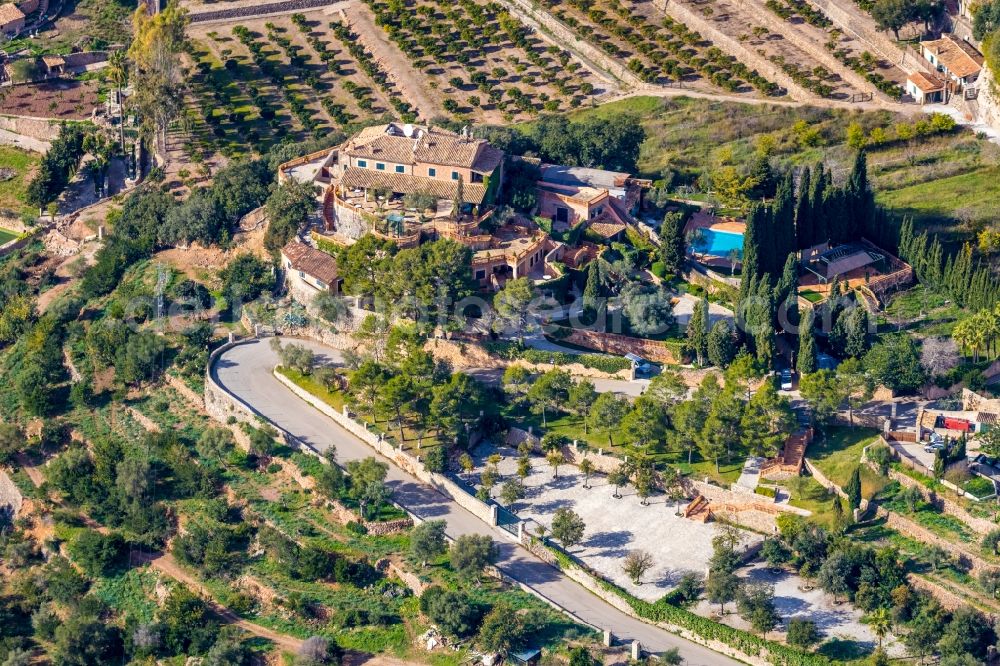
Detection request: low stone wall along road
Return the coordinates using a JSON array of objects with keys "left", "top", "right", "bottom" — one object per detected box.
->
[{"left": 210, "top": 338, "right": 742, "bottom": 665}]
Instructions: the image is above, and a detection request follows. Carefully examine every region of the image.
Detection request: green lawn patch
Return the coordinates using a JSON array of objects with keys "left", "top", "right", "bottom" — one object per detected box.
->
[
  {"left": 799, "top": 289, "right": 824, "bottom": 303},
  {"left": 963, "top": 475, "right": 996, "bottom": 499},
  {"left": 0, "top": 146, "right": 40, "bottom": 217},
  {"left": 877, "top": 166, "right": 1000, "bottom": 233},
  {"left": 808, "top": 427, "right": 887, "bottom": 498}
]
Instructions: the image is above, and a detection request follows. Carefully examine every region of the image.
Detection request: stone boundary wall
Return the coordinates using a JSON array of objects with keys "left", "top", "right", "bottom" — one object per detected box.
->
[
  {"left": 906, "top": 573, "right": 968, "bottom": 611},
  {"left": 871, "top": 437, "right": 999, "bottom": 535},
  {"left": 806, "top": 0, "right": 928, "bottom": 77},
  {"left": 721, "top": 0, "right": 890, "bottom": 101},
  {"left": 519, "top": 537, "right": 775, "bottom": 666},
  {"left": 879, "top": 507, "right": 996, "bottom": 576},
  {"left": 270, "top": 365, "right": 497, "bottom": 526},
  {"left": 550, "top": 326, "right": 680, "bottom": 364},
  {"left": 188, "top": 0, "right": 342, "bottom": 23},
  {"left": 0, "top": 231, "right": 35, "bottom": 259},
  {"left": 498, "top": 0, "right": 641, "bottom": 88},
  {"left": 654, "top": 0, "right": 814, "bottom": 101},
  {"left": 0, "top": 114, "right": 62, "bottom": 142}
]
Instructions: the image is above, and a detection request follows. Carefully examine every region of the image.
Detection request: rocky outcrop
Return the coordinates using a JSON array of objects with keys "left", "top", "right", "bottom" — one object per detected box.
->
[{"left": 976, "top": 62, "right": 1000, "bottom": 131}]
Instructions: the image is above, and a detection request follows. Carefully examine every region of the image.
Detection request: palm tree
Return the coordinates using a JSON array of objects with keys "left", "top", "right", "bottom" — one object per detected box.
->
[
  {"left": 869, "top": 607, "right": 892, "bottom": 648},
  {"left": 546, "top": 451, "right": 565, "bottom": 479},
  {"left": 108, "top": 49, "right": 129, "bottom": 156}
]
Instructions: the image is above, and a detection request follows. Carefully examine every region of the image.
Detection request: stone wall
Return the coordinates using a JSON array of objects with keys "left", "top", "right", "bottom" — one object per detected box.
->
[
  {"left": 499, "top": 0, "right": 642, "bottom": 87},
  {"left": 872, "top": 437, "right": 999, "bottom": 535},
  {"left": 519, "top": 536, "right": 776, "bottom": 666},
  {"left": 880, "top": 508, "right": 996, "bottom": 576},
  {"left": 550, "top": 327, "right": 681, "bottom": 364},
  {"left": 270, "top": 366, "right": 498, "bottom": 526},
  {"left": 654, "top": 0, "right": 814, "bottom": 101},
  {"left": 188, "top": 0, "right": 342, "bottom": 23},
  {"left": 0, "top": 470, "right": 23, "bottom": 520},
  {"left": 0, "top": 114, "right": 62, "bottom": 142},
  {"left": 690, "top": 480, "right": 810, "bottom": 532},
  {"left": 807, "top": 0, "right": 927, "bottom": 77},
  {"left": 906, "top": 573, "right": 968, "bottom": 611},
  {"left": 977, "top": 63, "right": 1000, "bottom": 133}
]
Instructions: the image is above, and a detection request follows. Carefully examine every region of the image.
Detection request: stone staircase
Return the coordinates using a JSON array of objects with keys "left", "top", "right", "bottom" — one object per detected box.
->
[
  {"left": 684, "top": 494, "right": 712, "bottom": 523},
  {"left": 760, "top": 428, "right": 812, "bottom": 479}
]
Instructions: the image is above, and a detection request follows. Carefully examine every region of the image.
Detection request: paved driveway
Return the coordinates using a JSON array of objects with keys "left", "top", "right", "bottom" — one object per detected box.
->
[{"left": 212, "top": 338, "right": 742, "bottom": 665}]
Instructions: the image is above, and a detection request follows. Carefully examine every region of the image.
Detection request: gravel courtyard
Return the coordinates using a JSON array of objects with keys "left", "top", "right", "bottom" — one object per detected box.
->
[
  {"left": 482, "top": 452, "right": 762, "bottom": 602},
  {"left": 694, "top": 562, "right": 903, "bottom": 656}
]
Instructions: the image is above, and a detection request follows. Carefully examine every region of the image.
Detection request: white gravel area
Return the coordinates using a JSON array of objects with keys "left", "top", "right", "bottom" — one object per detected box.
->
[
  {"left": 695, "top": 562, "right": 904, "bottom": 656},
  {"left": 483, "top": 453, "right": 761, "bottom": 602}
]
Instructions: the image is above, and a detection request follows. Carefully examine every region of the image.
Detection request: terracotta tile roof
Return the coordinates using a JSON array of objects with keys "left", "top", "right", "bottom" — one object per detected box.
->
[
  {"left": 921, "top": 34, "right": 983, "bottom": 78},
  {"left": 345, "top": 122, "right": 501, "bottom": 172},
  {"left": 908, "top": 71, "right": 946, "bottom": 93},
  {"left": 340, "top": 167, "right": 488, "bottom": 204},
  {"left": 0, "top": 2, "right": 25, "bottom": 24},
  {"left": 281, "top": 241, "right": 339, "bottom": 285},
  {"left": 977, "top": 412, "right": 1000, "bottom": 425}
]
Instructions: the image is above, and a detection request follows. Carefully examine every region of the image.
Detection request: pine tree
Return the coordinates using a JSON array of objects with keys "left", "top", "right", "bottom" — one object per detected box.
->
[
  {"left": 795, "top": 166, "right": 813, "bottom": 250},
  {"left": 797, "top": 308, "right": 817, "bottom": 374},
  {"left": 687, "top": 297, "right": 710, "bottom": 366}
]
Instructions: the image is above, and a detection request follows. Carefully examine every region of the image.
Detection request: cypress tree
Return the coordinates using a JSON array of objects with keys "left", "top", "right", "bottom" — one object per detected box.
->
[
  {"left": 753, "top": 278, "right": 776, "bottom": 369},
  {"left": 844, "top": 308, "right": 871, "bottom": 358},
  {"left": 773, "top": 172, "right": 796, "bottom": 267},
  {"left": 810, "top": 165, "right": 828, "bottom": 246},
  {"left": 582, "top": 262, "right": 603, "bottom": 324},
  {"left": 741, "top": 204, "right": 764, "bottom": 301},
  {"left": 660, "top": 211, "right": 686, "bottom": 274},
  {"left": 846, "top": 150, "right": 873, "bottom": 243},
  {"left": 845, "top": 467, "right": 862, "bottom": 509},
  {"left": 686, "top": 296, "right": 710, "bottom": 365},
  {"left": 823, "top": 187, "right": 847, "bottom": 245},
  {"left": 795, "top": 166, "right": 813, "bottom": 250},
  {"left": 774, "top": 253, "right": 799, "bottom": 308},
  {"left": 797, "top": 308, "right": 817, "bottom": 374}
]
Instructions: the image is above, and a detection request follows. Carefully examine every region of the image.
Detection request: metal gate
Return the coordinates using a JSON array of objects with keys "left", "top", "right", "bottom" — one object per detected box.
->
[{"left": 496, "top": 505, "right": 520, "bottom": 537}]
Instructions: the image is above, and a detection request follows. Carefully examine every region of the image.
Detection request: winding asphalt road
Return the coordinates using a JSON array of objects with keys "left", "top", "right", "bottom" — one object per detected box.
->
[{"left": 212, "top": 339, "right": 742, "bottom": 665}]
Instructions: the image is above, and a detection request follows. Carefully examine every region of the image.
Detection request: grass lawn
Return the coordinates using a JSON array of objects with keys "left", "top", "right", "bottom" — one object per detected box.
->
[
  {"left": 786, "top": 475, "right": 841, "bottom": 530},
  {"left": 883, "top": 285, "right": 965, "bottom": 337},
  {"left": 799, "top": 289, "right": 824, "bottom": 303},
  {"left": 0, "top": 146, "right": 40, "bottom": 217},
  {"left": 808, "top": 427, "right": 888, "bottom": 499},
  {"left": 877, "top": 165, "right": 1000, "bottom": 236},
  {"left": 0, "top": 228, "right": 18, "bottom": 245},
  {"left": 512, "top": 409, "right": 744, "bottom": 485}
]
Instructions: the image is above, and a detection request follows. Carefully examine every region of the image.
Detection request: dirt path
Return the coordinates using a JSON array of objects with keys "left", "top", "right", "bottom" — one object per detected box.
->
[
  {"left": 135, "top": 551, "right": 305, "bottom": 653},
  {"left": 14, "top": 453, "right": 45, "bottom": 488},
  {"left": 342, "top": 3, "right": 442, "bottom": 120},
  {"left": 608, "top": 83, "right": 918, "bottom": 114}
]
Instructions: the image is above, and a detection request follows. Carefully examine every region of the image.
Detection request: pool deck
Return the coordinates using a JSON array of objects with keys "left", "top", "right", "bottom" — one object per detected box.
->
[
  {"left": 685, "top": 212, "right": 745, "bottom": 271},
  {"left": 684, "top": 211, "right": 746, "bottom": 235}
]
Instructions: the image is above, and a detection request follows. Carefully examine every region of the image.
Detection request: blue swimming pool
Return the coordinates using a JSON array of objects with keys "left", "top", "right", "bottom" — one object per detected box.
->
[{"left": 692, "top": 229, "right": 744, "bottom": 258}]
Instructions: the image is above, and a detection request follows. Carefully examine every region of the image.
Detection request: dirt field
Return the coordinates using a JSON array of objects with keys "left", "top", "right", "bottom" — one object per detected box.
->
[{"left": 0, "top": 80, "right": 101, "bottom": 120}]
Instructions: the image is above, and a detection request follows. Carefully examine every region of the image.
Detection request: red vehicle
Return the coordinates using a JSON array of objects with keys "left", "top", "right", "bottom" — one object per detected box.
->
[{"left": 942, "top": 417, "right": 972, "bottom": 432}]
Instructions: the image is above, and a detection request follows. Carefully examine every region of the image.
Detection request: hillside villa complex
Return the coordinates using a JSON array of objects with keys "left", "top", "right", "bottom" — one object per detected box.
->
[{"left": 278, "top": 122, "right": 648, "bottom": 290}]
